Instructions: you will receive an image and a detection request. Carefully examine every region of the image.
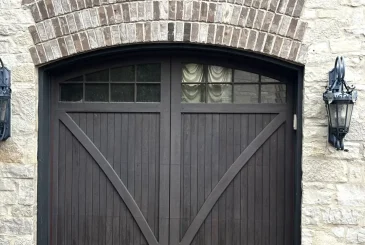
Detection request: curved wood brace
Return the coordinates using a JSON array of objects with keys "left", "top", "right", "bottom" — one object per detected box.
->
[
  {"left": 179, "top": 112, "right": 286, "bottom": 245},
  {"left": 59, "top": 112, "right": 159, "bottom": 245}
]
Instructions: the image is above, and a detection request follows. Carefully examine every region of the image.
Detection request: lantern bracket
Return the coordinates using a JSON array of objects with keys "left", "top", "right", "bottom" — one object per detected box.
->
[{"left": 0, "top": 58, "right": 11, "bottom": 141}]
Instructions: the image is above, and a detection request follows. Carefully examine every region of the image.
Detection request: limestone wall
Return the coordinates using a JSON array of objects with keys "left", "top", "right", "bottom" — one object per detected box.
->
[{"left": 0, "top": 0, "right": 364, "bottom": 245}]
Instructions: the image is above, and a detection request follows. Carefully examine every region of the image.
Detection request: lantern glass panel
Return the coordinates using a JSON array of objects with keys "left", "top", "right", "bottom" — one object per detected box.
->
[
  {"left": 329, "top": 102, "right": 353, "bottom": 128},
  {"left": 0, "top": 98, "right": 8, "bottom": 122}
]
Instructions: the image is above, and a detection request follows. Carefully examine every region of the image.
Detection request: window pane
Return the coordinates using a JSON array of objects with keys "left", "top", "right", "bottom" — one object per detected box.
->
[
  {"left": 137, "top": 84, "right": 160, "bottom": 102},
  {"left": 60, "top": 83, "right": 83, "bottom": 102},
  {"left": 207, "top": 84, "right": 232, "bottom": 103},
  {"left": 85, "top": 83, "right": 109, "bottom": 101},
  {"left": 234, "top": 70, "right": 259, "bottom": 83},
  {"left": 234, "top": 84, "right": 259, "bottom": 104},
  {"left": 85, "top": 69, "right": 109, "bottom": 82},
  {"left": 182, "top": 63, "right": 204, "bottom": 83},
  {"left": 137, "top": 64, "right": 161, "bottom": 82},
  {"left": 182, "top": 84, "right": 206, "bottom": 103},
  {"left": 111, "top": 84, "right": 134, "bottom": 102},
  {"left": 261, "top": 84, "right": 286, "bottom": 103},
  {"left": 261, "top": 76, "right": 281, "bottom": 83},
  {"left": 207, "top": 65, "right": 232, "bottom": 83},
  {"left": 66, "top": 76, "right": 83, "bottom": 82},
  {"left": 111, "top": 66, "right": 135, "bottom": 82}
]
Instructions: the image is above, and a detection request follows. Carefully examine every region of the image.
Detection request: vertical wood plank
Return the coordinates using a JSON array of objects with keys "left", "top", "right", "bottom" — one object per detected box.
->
[
  {"left": 78, "top": 113, "right": 87, "bottom": 245},
  {"left": 106, "top": 113, "right": 115, "bottom": 245},
  {"left": 247, "top": 114, "right": 256, "bottom": 245},
  {"left": 92, "top": 114, "right": 101, "bottom": 245},
  {"left": 85, "top": 113, "right": 94, "bottom": 245},
  {"left": 225, "top": 114, "right": 234, "bottom": 245},
  {"left": 65, "top": 122, "right": 73, "bottom": 245},
  {"left": 277, "top": 124, "right": 285, "bottom": 245},
  {"left": 134, "top": 114, "right": 143, "bottom": 245},
  {"left": 240, "top": 114, "right": 249, "bottom": 245},
  {"left": 197, "top": 114, "right": 206, "bottom": 245},
  {"left": 147, "top": 114, "right": 157, "bottom": 236},
  {"left": 255, "top": 114, "right": 264, "bottom": 245},
  {"left": 218, "top": 114, "right": 227, "bottom": 245},
  {"left": 141, "top": 114, "right": 150, "bottom": 245},
  {"left": 113, "top": 113, "right": 122, "bottom": 245},
  {"left": 211, "top": 114, "right": 219, "bottom": 245},
  {"left": 262, "top": 114, "right": 271, "bottom": 245},
  {"left": 269, "top": 114, "right": 278, "bottom": 245},
  {"left": 127, "top": 114, "right": 136, "bottom": 245},
  {"left": 57, "top": 123, "right": 66, "bottom": 245},
  {"left": 190, "top": 114, "right": 198, "bottom": 245},
  {"left": 71, "top": 114, "right": 80, "bottom": 245},
  {"left": 182, "top": 114, "right": 191, "bottom": 238},
  {"left": 120, "top": 113, "right": 129, "bottom": 245},
  {"left": 204, "top": 114, "right": 212, "bottom": 245},
  {"left": 232, "top": 114, "right": 241, "bottom": 245}
]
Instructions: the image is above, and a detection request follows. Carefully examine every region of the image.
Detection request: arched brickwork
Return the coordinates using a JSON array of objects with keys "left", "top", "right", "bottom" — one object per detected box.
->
[{"left": 22, "top": 0, "right": 307, "bottom": 65}]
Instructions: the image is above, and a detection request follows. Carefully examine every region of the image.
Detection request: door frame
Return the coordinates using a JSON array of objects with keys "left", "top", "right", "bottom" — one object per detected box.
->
[{"left": 37, "top": 43, "right": 303, "bottom": 245}]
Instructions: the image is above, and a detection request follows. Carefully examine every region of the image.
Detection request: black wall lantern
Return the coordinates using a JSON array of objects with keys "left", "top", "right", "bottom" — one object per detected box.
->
[
  {"left": 323, "top": 57, "right": 357, "bottom": 150},
  {"left": 0, "top": 59, "right": 11, "bottom": 141}
]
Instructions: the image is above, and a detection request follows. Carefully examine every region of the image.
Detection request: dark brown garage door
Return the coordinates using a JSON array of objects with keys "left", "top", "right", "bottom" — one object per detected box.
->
[{"left": 50, "top": 56, "right": 294, "bottom": 245}]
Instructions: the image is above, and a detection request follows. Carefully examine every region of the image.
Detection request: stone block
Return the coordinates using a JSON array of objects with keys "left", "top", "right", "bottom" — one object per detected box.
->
[
  {"left": 303, "top": 158, "right": 348, "bottom": 182},
  {"left": 0, "top": 217, "right": 33, "bottom": 235},
  {"left": 322, "top": 208, "right": 363, "bottom": 225},
  {"left": 337, "top": 184, "right": 365, "bottom": 206}
]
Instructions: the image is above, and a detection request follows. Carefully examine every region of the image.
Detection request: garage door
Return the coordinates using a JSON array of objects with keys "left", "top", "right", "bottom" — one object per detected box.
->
[{"left": 50, "top": 56, "right": 294, "bottom": 245}]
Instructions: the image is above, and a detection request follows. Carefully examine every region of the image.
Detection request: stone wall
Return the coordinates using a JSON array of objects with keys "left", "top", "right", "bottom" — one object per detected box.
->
[
  {"left": 0, "top": 0, "right": 364, "bottom": 245},
  {"left": 301, "top": 0, "right": 365, "bottom": 244}
]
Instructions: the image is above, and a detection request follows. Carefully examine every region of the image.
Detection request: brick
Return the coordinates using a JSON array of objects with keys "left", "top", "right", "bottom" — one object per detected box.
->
[
  {"left": 87, "top": 30, "right": 98, "bottom": 49},
  {"left": 82, "top": 10, "right": 92, "bottom": 29},
  {"left": 98, "top": 7, "right": 107, "bottom": 26},
  {"left": 269, "top": 14, "right": 282, "bottom": 34},
  {"left": 199, "top": 23, "right": 209, "bottom": 43},
  {"left": 85, "top": 0, "right": 92, "bottom": 8},
  {"left": 271, "top": 36, "right": 283, "bottom": 55},
  {"left": 72, "top": 33, "right": 83, "bottom": 52},
  {"left": 254, "top": 10, "right": 265, "bottom": 29},
  {"left": 231, "top": 27, "right": 241, "bottom": 47},
  {"left": 122, "top": 3, "right": 130, "bottom": 22},
  {"left": 52, "top": 18, "right": 63, "bottom": 37},
  {"left": 36, "top": 44, "right": 47, "bottom": 63},
  {"left": 66, "top": 14, "right": 78, "bottom": 33},
  {"left": 214, "top": 3, "right": 223, "bottom": 23},
  {"left": 57, "top": 37, "right": 68, "bottom": 56},
  {"left": 113, "top": 4, "right": 123, "bottom": 24},
  {"left": 90, "top": 8, "right": 100, "bottom": 27},
  {"left": 144, "top": 22, "right": 151, "bottom": 41},
  {"left": 111, "top": 25, "right": 121, "bottom": 44},
  {"left": 120, "top": 23, "right": 128, "bottom": 43},
  {"left": 260, "top": 0, "right": 270, "bottom": 10},
  {"left": 207, "top": 24, "right": 216, "bottom": 43},
  {"left": 215, "top": 25, "right": 224, "bottom": 44},
  {"left": 278, "top": 15, "right": 291, "bottom": 36},
  {"left": 22, "top": 0, "right": 35, "bottom": 5},
  {"left": 254, "top": 31, "right": 266, "bottom": 51},
  {"left": 103, "top": 26, "right": 112, "bottom": 46},
  {"left": 135, "top": 23, "right": 143, "bottom": 42},
  {"left": 223, "top": 26, "right": 233, "bottom": 46},
  {"left": 79, "top": 32, "right": 90, "bottom": 50},
  {"left": 93, "top": 0, "right": 100, "bottom": 7},
  {"left": 223, "top": 4, "right": 234, "bottom": 24},
  {"left": 159, "top": 22, "right": 168, "bottom": 41},
  {"left": 191, "top": 23, "right": 199, "bottom": 42},
  {"left": 168, "top": 22, "right": 174, "bottom": 41},
  {"left": 263, "top": 34, "right": 275, "bottom": 53},
  {"left": 200, "top": 2, "right": 208, "bottom": 21},
  {"left": 74, "top": 12, "right": 84, "bottom": 31},
  {"left": 64, "top": 35, "right": 76, "bottom": 54},
  {"left": 192, "top": 1, "right": 200, "bottom": 21},
  {"left": 235, "top": 0, "right": 243, "bottom": 4},
  {"left": 61, "top": 0, "right": 71, "bottom": 13},
  {"left": 244, "top": 0, "right": 253, "bottom": 7},
  {"left": 153, "top": 1, "right": 160, "bottom": 20},
  {"left": 207, "top": 3, "right": 216, "bottom": 23},
  {"left": 238, "top": 7, "right": 248, "bottom": 26},
  {"left": 129, "top": 2, "right": 137, "bottom": 21},
  {"left": 29, "top": 3, "right": 41, "bottom": 22},
  {"left": 230, "top": 5, "right": 241, "bottom": 25},
  {"left": 238, "top": 28, "right": 249, "bottom": 48},
  {"left": 287, "top": 18, "right": 298, "bottom": 38},
  {"left": 105, "top": 5, "right": 115, "bottom": 24},
  {"left": 43, "top": 41, "right": 54, "bottom": 60},
  {"left": 52, "top": 0, "right": 63, "bottom": 15},
  {"left": 293, "top": 0, "right": 304, "bottom": 17},
  {"left": 169, "top": 1, "right": 176, "bottom": 20},
  {"left": 279, "top": 38, "right": 292, "bottom": 59},
  {"left": 36, "top": 23, "right": 47, "bottom": 41},
  {"left": 245, "top": 8, "right": 256, "bottom": 28},
  {"left": 261, "top": 11, "right": 274, "bottom": 31},
  {"left": 44, "top": 0, "right": 55, "bottom": 17},
  {"left": 277, "top": 0, "right": 289, "bottom": 14},
  {"left": 138, "top": 2, "right": 145, "bottom": 21},
  {"left": 28, "top": 26, "right": 40, "bottom": 44},
  {"left": 183, "top": 22, "right": 191, "bottom": 42},
  {"left": 29, "top": 47, "right": 40, "bottom": 65},
  {"left": 159, "top": 1, "right": 169, "bottom": 20},
  {"left": 294, "top": 21, "right": 307, "bottom": 41},
  {"left": 252, "top": 0, "right": 261, "bottom": 9},
  {"left": 77, "top": 0, "right": 86, "bottom": 9},
  {"left": 289, "top": 41, "right": 300, "bottom": 60},
  {"left": 246, "top": 29, "right": 258, "bottom": 50},
  {"left": 269, "top": 0, "right": 280, "bottom": 12},
  {"left": 183, "top": 1, "right": 192, "bottom": 21},
  {"left": 152, "top": 22, "right": 159, "bottom": 41},
  {"left": 69, "top": 0, "right": 78, "bottom": 11},
  {"left": 44, "top": 19, "right": 56, "bottom": 39},
  {"left": 176, "top": 1, "right": 183, "bottom": 20},
  {"left": 285, "top": 0, "right": 296, "bottom": 15}
]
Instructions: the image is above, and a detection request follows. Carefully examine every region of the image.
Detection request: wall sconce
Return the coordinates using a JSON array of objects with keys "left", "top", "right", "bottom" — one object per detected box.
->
[
  {"left": 0, "top": 59, "right": 11, "bottom": 141},
  {"left": 323, "top": 57, "right": 357, "bottom": 150}
]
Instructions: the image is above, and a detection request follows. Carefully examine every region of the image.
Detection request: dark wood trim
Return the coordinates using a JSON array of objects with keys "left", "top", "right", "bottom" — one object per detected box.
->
[
  {"left": 179, "top": 112, "right": 286, "bottom": 245},
  {"left": 56, "top": 103, "right": 161, "bottom": 113},
  {"left": 59, "top": 112, "right": 159, "bottom": 245},
  {"left": 181, "top": 104, "right": 287, "bottom": 113}
]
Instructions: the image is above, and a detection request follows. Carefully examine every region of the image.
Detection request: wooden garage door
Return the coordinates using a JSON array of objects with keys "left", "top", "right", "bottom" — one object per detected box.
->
[{"left": 50, "top": 57, "right": 294, "bottom": 245}]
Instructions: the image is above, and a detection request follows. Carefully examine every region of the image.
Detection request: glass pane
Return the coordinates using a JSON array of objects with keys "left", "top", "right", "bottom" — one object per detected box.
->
[
  {"left": 234, "top": 84, "right": 259, "bottom": 104},
  {"left": 182, "top": 63, "right": 204, "bottom": 83},
  {"left": 66, "top": 76, "right": 83, "bottom": 82},
  {"left": 111, "top": 66, "right": 135, "bottom": 82},
  {"left": 261, "top": 84, "right": 286, "bottom": 103},
  {"left": 207, "top": 65, "right": 232, "bottom": 83},
  {"left": 85, "top": 83, "right": 109, "bottom": 102},
  {"left": 137, "top": 64, "right": 161, "bottom": 82},
  {"left": 207, "top": 84, "right": 232, "bottom": 103},
  {"left": 182, "top": 84, "right": 206, "bottom": 103},
  {"left": 234, "top": 70, "right": 259, "bottom": 83},
  {"left": 0, "top": 99, "right": 8, "bottom": 121},
  {"left": 60, "top": 83, "right": 83, "bottom": 102},
  {"left": 329, "top": 103, "right": 352, "bottom": 128},
  {"left": 137, "top": 84, "right": 160, "bottom": 102},
  {"left": 346, "top": 103, "right": 354, "bottom": 127},
  {"left": 85, "top": 69, "right": 109, "bottom": 82},
  {"left": 262, "top": 76, "right": 281, "bottom": 83},
  {"left": 111, "top": 84, "right": 134, "bottom": 102}
]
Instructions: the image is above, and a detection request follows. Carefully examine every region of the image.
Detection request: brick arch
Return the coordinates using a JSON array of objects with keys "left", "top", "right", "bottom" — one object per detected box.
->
[{"left": 23, "top": 0, "right": 307, "bottom": 65}]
